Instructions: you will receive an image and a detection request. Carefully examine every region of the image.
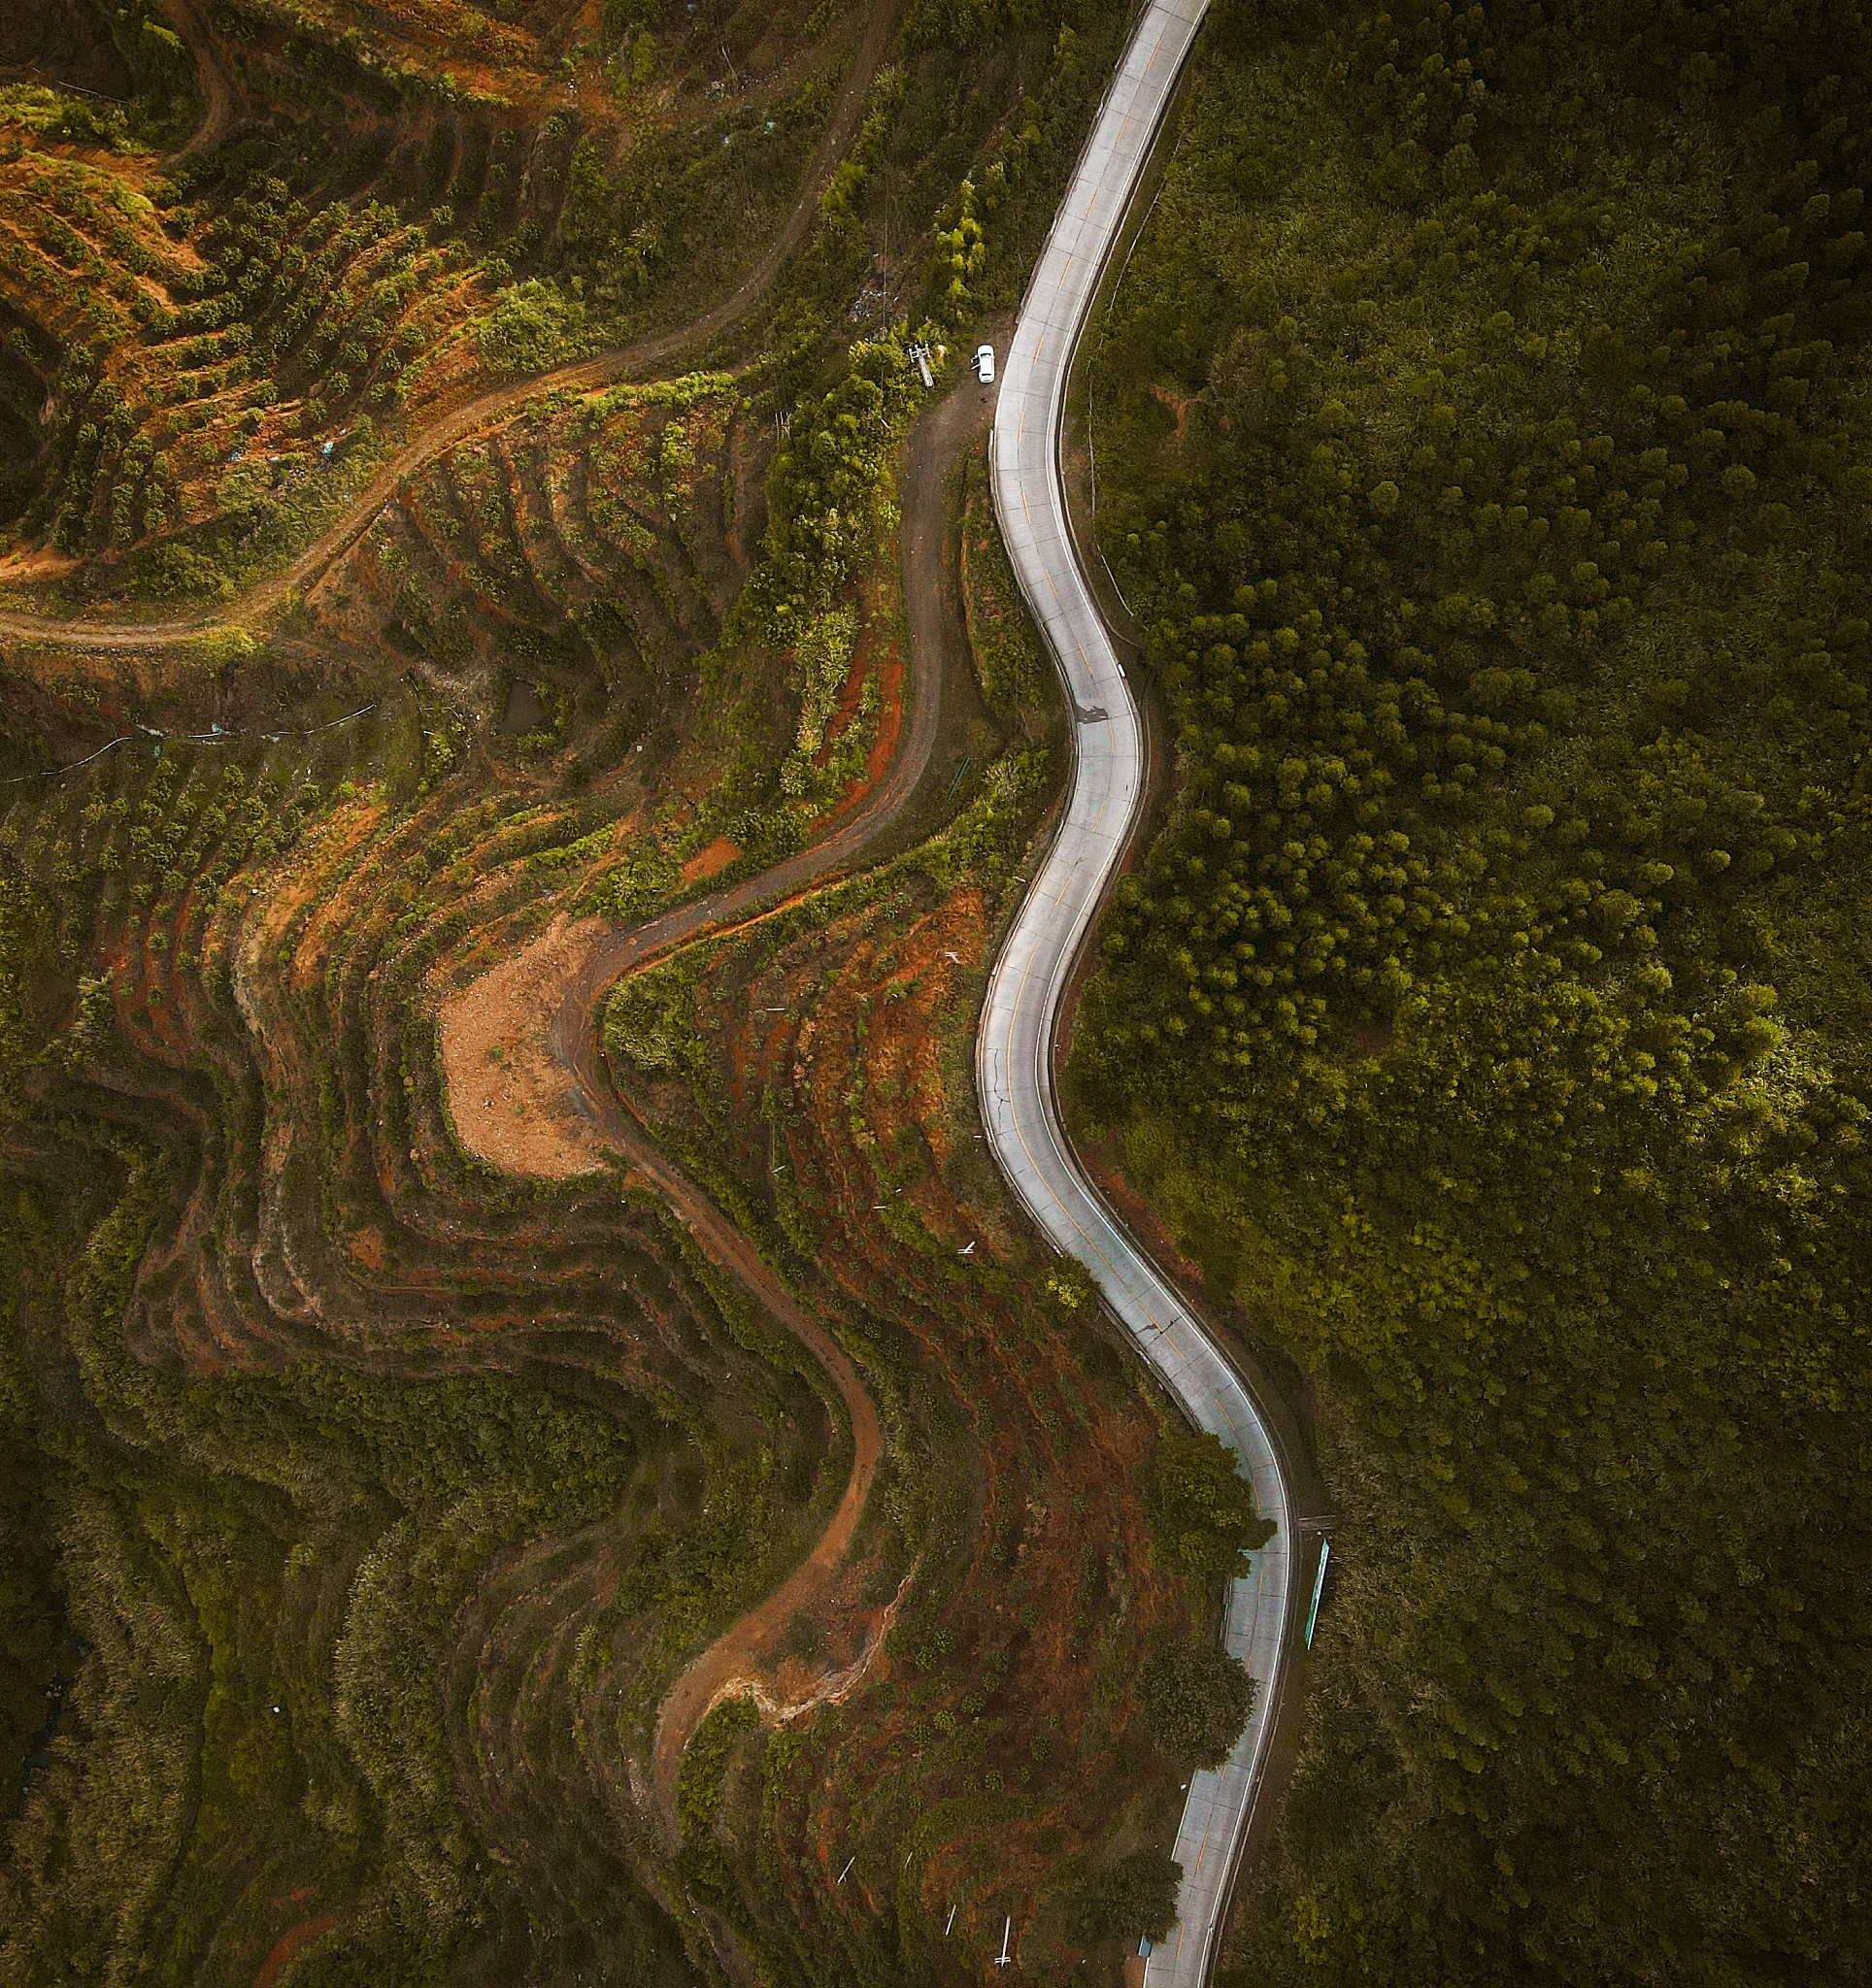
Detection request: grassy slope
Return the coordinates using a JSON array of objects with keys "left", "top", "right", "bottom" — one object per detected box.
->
[{"left": 1071, "top": 1, "right": 1872, "bottom": 1982}]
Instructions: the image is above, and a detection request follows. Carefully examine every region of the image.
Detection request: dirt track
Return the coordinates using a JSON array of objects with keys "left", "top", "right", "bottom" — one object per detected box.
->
[
  {"left": 424, "top": 370, "right": 990, "bottom": 1831},
  {"left": 17, "top": 0, "right": 999, "bottom": 1851},
  {"left": 0, "top": 0, "right": 901, "bottom": 650},
  {"left": 550, "top": 379, "right": 989, "bottom": 1830},
  {"left": 164, "top": 0, "right": 240, "bottom": 157}
]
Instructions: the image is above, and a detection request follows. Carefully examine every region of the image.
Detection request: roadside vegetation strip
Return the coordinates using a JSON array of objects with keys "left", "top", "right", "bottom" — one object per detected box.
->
[{"left": 977, "top": 0, "right": 1306, "bottom": 1981}]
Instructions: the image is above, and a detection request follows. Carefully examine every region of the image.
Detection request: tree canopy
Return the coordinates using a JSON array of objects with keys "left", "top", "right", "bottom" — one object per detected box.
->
[
  {"left": 1152, "top": 1428, "right": 1278, "bottom": 1583},
  {"left": 1078, "top": 0, "right": 1872, "bottom": 1981},
  {"left": 1071, "top": 1845, "right": 1186, "bottom": 1945},
  {"left": 1138, "top": 1634, "right": 1257, "bottom": 1770}
]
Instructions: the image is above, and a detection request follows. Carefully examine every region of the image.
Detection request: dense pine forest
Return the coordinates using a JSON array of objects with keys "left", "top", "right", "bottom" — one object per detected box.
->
[{"left": 1076, "top": 0, "right": 1871, "bottom": 1981}]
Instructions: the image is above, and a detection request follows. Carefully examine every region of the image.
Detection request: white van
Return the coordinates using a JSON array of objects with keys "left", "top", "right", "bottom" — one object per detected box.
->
[{"left": 974, "top": 344, "right": 996, "bottom": 384}]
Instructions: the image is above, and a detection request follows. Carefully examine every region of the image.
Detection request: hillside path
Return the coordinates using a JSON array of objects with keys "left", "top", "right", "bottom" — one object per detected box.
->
[
  {"left": 519, "top": 380, "right": 987, "bottom": 1835},
  {"left": 0, "top": 0, "right": 901, "bottom": 649}
]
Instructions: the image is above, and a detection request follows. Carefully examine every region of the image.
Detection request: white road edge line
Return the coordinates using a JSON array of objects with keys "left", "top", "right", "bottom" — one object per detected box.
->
[{"left": 975, "top": 2, "right": 1305, "bottom": 1983}]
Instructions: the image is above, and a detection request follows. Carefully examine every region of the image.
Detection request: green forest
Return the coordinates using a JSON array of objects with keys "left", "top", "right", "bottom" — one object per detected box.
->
[{"left": 1074, "top": 0, "right": 1871, "bottom": 1981}]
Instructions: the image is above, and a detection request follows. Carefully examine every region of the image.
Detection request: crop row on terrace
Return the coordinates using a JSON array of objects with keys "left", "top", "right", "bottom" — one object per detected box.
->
[
  {"left": 303, "top": 374, "right": 752, "bottom": 742},
  {"left": 594, "top": 803, "right": 1215, "bottom": 1981},
  {"left": 234, "top": 0, "right": 823, "bottom": 116},
  {"left": 1, "top": 153, "right": 489, "bottom": 562},
  {"left": 0, "top": 0, "right": 843, "bottom": 594}
]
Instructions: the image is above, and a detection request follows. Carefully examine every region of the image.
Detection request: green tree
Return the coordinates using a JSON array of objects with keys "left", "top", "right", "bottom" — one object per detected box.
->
[
  {"left": 476, "top": 279, "right": 587, "bottom": 375},
  {"left": 1152, "top": 1428, "right": 1276, "bottom": 1582},
  {"left": 1072, "top": 1847, "right": 1184, "bottom": 1944},
  {"left": 1137, "top": 1636, "right": 1255, "bottom": 1769}
]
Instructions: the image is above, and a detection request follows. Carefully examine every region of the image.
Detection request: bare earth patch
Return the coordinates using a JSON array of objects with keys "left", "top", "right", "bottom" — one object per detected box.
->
[
  {"left": 439, "top": 911, "right": 615, "bottom": 1179},
  {"left": 676, "top": 1556, "right": 916, "bottom": 1755},
  {"left": 0, "top": 546, "right": 78, "bottom": 582},
  {"left": 682, "top": 833, "right": 740, "bottom": 883},
  {"left": 251, "top": 1913, "right": 335, "bottom": 1988},
  {"left": 1150, "top": 380, "right": 1196, "bottom": 444}
]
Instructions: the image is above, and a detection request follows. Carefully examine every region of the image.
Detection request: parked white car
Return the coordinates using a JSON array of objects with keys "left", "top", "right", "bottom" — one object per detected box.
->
[{"left": 974, "top": 343, "right": 996, "bottom": 384}]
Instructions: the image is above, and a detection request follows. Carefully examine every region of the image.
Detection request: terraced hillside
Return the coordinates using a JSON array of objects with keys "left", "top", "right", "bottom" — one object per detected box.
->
[
  {"left": 0, "top": 425, "right": 1229, "bottom": 1978},
  {"left": 0, "top": 0, "right": 1284, "bottom": 1980},
  {"left": 599, "top": 857, "right": 1203, "bottom": 1977},
  {"left": 0, "top": 0, "right": 850, "bottom": 600},
  {"left": 300, "top": 375, "right": 754, "bottom": 730},
  {"left": 1, "top": 153, "right": 490, "bottom": 567},
  {"left": 0, "top": 704, "right": 866, "bottom": 1982}
]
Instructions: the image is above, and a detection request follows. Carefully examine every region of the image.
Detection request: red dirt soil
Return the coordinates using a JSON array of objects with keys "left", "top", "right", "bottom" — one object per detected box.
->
[
  {"left": 439, "top": 911, "right": 616, "bottom": 1180},
  {"left": 682, "top": 835, "right": 741, "bottom": 884},
  {"left": 251, "top": 1914, "right": 335, "bottom": 1988},
  {"left": 854, "top": 645, "right": 906, "bottom": 801}
]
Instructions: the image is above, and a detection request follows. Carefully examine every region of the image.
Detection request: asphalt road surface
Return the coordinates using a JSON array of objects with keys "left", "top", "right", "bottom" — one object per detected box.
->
[{"left": 976, "top": 0, "right": 1308, "bottom": 1980}]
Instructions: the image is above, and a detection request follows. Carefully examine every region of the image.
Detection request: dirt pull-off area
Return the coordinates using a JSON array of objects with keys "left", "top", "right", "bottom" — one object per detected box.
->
[{"left": 439, "top": 911, "right": 615, "bottom": 1180}]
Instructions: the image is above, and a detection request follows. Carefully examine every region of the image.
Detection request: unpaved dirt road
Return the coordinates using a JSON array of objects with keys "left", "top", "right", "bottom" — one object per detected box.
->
[
  {"left": 423, "top": 375, "right": 988, "bottom": 1836},
  {"left": 0, "top": 0, "right": 902, "bottom": 650}
]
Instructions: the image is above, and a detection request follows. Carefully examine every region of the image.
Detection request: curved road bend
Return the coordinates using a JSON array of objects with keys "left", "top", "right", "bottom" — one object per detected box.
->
[{"left": 978, "top": 0, "right": 1307, "bottom": 1981}]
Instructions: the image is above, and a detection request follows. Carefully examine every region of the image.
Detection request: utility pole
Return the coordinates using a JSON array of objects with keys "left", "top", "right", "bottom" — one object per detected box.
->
[{"left": 995, "top": 1916, "right": 1014, "bottom": 1967}]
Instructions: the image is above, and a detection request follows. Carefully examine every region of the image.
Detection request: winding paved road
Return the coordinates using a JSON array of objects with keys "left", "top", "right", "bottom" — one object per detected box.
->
[
  {"left": 20, "top": 0, "right": 1311, "bottom": 1957},
  {"left": 978, "top": 1, "right": 1309, "bottom": 1979}
]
